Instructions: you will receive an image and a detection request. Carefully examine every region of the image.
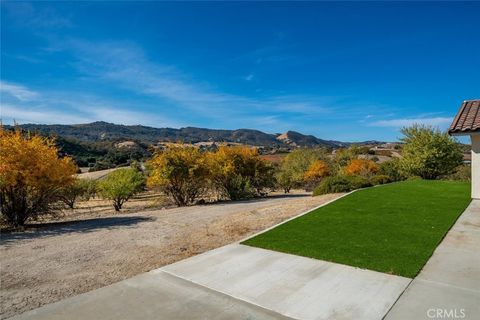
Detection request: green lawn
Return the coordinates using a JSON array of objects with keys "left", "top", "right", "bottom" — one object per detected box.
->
[{"left": 243, "top": 180, "right": 471, "bottom": 278}]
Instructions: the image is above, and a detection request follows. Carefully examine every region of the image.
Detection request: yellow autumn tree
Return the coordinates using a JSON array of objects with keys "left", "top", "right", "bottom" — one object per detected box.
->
[
  {"left": 147, "top": 146, "right": 209, "bottom": 206},
  {"left": 304, "top": 159, "right": 330, "bottom": 189},
  {"left": 207, "top": 146, "right": 274, "bottom": 200},
  {"left": 0, "top": 127, "right": 77, "bottom": 226},
  {"left": 344, "top": 159, "right": 378, "bottom": 177}
]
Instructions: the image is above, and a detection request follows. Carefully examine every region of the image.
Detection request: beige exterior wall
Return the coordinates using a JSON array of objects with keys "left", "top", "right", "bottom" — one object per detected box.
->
[{"left": 471, "top": 135, "right": 480, "bottom": 199}]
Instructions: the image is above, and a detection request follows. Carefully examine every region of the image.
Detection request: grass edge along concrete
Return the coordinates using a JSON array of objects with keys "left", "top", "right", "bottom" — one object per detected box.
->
[{"left": 243, "top": 180, "right": 471, "bottom": 278}]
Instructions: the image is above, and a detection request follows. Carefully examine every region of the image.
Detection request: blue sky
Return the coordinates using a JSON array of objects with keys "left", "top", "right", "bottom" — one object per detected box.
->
[{"left": 1, "top": 2, "right": 479, "bottom": 142}]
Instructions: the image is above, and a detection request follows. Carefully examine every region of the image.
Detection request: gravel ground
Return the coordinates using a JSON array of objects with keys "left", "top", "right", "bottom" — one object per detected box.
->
[{"left": 0, "top": 192, "right": 342, "bottom": 319}]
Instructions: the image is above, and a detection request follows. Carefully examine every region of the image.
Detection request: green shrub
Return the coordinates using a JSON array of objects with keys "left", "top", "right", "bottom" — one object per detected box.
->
[
  {"left": 442, "top": 165, "right": 471, "bottom": 181},
  {"left": 98, "top": 168, "right": 145, "bottom": 211},
  {"left": 208, "top": 146, "right": 275, "bottom": 201},
  {"left": 59, "top": 179, "right": 94, "bottom": 209},
  {"left": 371, "top": 174, "right": 391, "bottom": 185},
  {"left": 84, "top": 179, "right": 98, "bottom": 199},
  {"left": 378, "top": 158, "right": 405, "bottom": 182},
  {"left": 349, "top": 175, "right": 372, "bottom": 189},
  {"left": 277, "top": 148, "right": 330, "bottom": 191},
  {"left": 313, "top": 175, "right": 371, "bottom": 196},
  {"left": 399, "top": 125, "right": 463, "bottom": 179}
]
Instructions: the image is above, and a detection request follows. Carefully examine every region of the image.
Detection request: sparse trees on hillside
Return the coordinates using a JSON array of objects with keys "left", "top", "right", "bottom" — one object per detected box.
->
[
  {"left": 0, "top": 128, "right": 77, "bottom": 226},
  {"left": 98, "top": 168, "right": 144, "bottom": 211},
  {"left": 399, "top": 125, "right": 462, "bottom": 179}
]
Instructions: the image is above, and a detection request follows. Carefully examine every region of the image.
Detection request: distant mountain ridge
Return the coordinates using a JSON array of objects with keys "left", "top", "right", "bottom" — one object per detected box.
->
[{"left": 9, "top": 121, "right": 375, "bottom": 148}]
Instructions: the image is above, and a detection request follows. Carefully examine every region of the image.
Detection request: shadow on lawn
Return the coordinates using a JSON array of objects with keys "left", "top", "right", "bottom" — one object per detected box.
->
[{"left": 0, "top": 216, "right": 154, "bottom": 245}]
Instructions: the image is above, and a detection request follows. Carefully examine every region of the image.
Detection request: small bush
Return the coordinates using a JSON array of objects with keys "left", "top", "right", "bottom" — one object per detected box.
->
[
  {"left": 304, "top": 160, "right": 330, "bottom": 191},
  {"left": 379, "top": 158, "right": 405, "bottom": 182},
  {"left": 407, "top": 176, "right": 423, "bottom": 181},
  {"left": 84, "top": 180, "right": 98, "bottom": 199},
  {"left": 442, "top": 165, "right": 471, "bottom": 181},
  {"left": 344, "top": 159, "right": 378, "bottom": 177},
  {"left": 98, "top": 168, "right": 145, "bottom": 211},
  {"left": 371, "top": 174, "right": 391, "bottom": 185},
  {"left": 208, "top": 146, "right": 274, "bottom": 200},
  {"left": 59, "top": 179, "right": 94, "bottom": 209},
  {"left": 277, "top": 148, "right": 330, "bottom": 191},
  {"left": 313, "top": 175, "right": 371, "bottom": 196}
]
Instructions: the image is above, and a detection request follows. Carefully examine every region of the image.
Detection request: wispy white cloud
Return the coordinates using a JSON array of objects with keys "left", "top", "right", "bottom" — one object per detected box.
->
[
  {"left": 0, "top": 82, "right": 183, "bottom": 127},
  {"left": 62, "top": 39, "right": 333, "bottom": 120},
  {"left": 0, "top": 81, "right": 39, "bottom": 101},
  {"left": 1, "top": 103, "right": 90, "bottom": 124},
  {"left": 371, "top": 117, "right": 452, "bottom": 128},
  {"left": 1, "top": 38, "right": 370, "bottom": 132},
  {"left": 244, "top": 73, "right": 254, "bottom": 81},
  {"left": 1, "top": 101, "right": 182, "bottom": 127},
  {"left": 3, "top": 2, "right": 72, "bottom": 29}
]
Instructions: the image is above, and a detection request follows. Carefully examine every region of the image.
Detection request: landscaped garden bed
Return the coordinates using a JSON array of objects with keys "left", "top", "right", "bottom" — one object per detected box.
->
[{"left": 243, "top": 180, "right": 471, "bottom": 278}]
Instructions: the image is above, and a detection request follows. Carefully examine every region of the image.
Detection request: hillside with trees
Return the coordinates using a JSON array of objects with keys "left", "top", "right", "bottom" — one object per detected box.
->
[{"left": 10, "top": 122, "right": 346, "bottom": 147}]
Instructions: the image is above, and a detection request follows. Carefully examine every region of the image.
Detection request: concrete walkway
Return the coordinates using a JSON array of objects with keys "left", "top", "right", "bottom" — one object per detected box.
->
[
  {"left": 11, "top": 244, "right": 410, "bottom": 320},
  {"left": 162, "top": 244, "right": 410, "bottom": 320},
  {"left": 385, "top": 200, "right": 480, "bottom": 320},
  {"left": 10, "top": 270, "right": 293, "bottom": 320}
]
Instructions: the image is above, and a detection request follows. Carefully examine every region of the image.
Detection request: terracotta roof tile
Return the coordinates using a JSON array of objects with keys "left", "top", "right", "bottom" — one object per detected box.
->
[{"left": 448, "top": 100, "right": 480, "bottom": 135}]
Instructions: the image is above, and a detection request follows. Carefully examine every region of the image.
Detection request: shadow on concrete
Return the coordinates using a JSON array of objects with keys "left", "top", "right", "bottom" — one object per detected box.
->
[{"left": 0, "top": 216, "right": 154, "bottom": 245}]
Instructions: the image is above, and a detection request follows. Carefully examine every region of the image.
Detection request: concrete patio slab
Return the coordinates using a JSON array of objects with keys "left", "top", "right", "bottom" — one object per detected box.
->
[
  {"left": 9, "top": 271, "right": 293, "bottom": 320},
  {"left": 386, "top": 200, "right": 480, "bottom": 320},
  {"left": 162, "top": 244, "right": 411, "bottom": 320}
]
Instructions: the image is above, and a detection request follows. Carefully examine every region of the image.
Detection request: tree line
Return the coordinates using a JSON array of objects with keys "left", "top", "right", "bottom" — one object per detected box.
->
[{"left": 0, "top": 125, "right": 466, "bottom": 227}]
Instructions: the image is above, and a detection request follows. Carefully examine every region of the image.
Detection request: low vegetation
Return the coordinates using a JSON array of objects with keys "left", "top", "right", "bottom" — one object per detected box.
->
[
  {"left": 244, "top": 180, "right": 471, "bottom": 278},
  {"left": 443, "top": 164, "right": 471, "bottom": 181},
  {"left": 313, "top": 175, "right": 371, "bottom": 195},
  {"left": 276, "top": 148, "right": 330, "bottom": 192},
  {"left": 59, "top": 179, "right": 97, "bottom": 209},
  {"left": 97, "top": 168, "right": 145, "bottom": 211},
  {"left": 208, "top": 146, "right": 275, "bottom": 200}
]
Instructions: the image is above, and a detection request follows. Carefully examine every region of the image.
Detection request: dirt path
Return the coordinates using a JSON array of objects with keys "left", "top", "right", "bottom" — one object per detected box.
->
[{"left": 0, "top": 192, "right": 342, "bottom": 319}]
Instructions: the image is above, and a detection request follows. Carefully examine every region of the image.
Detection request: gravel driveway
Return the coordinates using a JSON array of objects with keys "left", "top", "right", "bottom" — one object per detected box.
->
[{"left": 0, "top": 192, "right": 342, "bottom": 319}]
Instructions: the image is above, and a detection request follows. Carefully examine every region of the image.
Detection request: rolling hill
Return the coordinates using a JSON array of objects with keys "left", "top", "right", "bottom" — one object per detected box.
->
[{"left": 12, "top": 121, "right": 345, "bottom": 148}]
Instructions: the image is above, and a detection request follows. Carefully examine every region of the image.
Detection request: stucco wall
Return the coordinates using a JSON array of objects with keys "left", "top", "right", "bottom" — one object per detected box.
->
[{"left": 471, "top": 135, "right": 480, "bottom": 199}]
